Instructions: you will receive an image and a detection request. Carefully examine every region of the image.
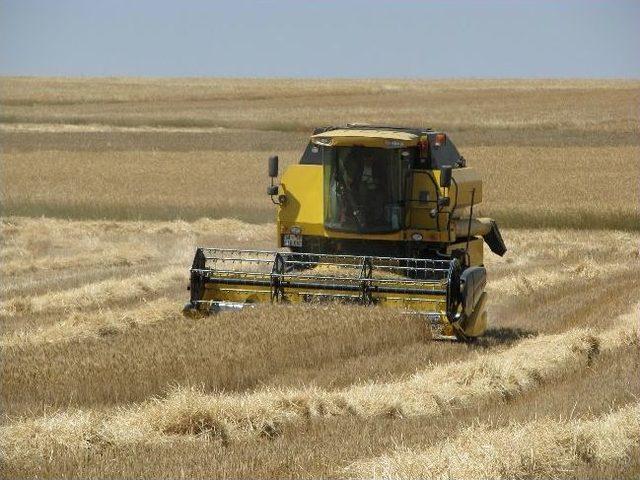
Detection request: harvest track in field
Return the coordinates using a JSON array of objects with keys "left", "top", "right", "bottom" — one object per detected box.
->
[
  {"left": 3, "top": 307, "right": 636, "bottom": 459},
  {"left": 347, "top": 403, "right": 640, "bottom": 480},
  {"left": 1, "top": 78, "right": 639, "bottom": 478},
  {"left": 1, "top": 217, "right": 639, "bottom": 478}
]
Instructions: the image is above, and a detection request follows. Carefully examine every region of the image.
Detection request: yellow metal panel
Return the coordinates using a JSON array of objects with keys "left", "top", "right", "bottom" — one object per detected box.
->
[
  {"left": 203, "top": 284, "right": 272, "bottom": 304},
  {"left": 311, "top": 129, "right": 419, "bottom": 148},
  {"left": 203, "top": 281, "right": 450, "bottom": 318},
  {"left": 402, "top": 229, "right": 452, "bottom": 242},
  {"left": 408, "top": 171, "right": 438, "bottom": 230},
  {"left": 277, "top": 164, "right": 404, "bottom": 240},
  {"left": 449, "top": 168, "right": 483, "bottom": 208},
  {"left": 320, "top": 229, "right": 404, "bottom": 241},
  {"left": 407, "top": 170, "right": 455, "bottom": 241},
  {"left": 458, "top": 292, "right": 487, "bottom": 337},
  {"left": 446, "top": 237, "right": 484, "bottom": 266},
  {"left": 276, "top": 165, "right": 482, "bottom": 244},
  {"left": 278, "top": 165, "right": 324, "bottom": 226}
]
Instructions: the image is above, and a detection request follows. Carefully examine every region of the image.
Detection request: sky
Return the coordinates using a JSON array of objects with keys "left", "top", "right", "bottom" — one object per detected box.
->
[{"left": 1, "top": 0, "right": 639, "bottom": 78}]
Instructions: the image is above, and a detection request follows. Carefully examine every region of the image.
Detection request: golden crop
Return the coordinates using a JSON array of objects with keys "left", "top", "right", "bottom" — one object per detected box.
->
[
  {"left": 347, "top": 402, "right": 640, "bottom": 480},
  {"left": 1, "top": 78, "right": 639, "bottom": 478},
  {"left": 2, "top": 78, "right": 639, "bottom": 229}
]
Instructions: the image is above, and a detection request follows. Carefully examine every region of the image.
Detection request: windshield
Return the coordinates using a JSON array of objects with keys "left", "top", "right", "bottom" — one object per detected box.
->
[{"left": 322, "top": 146, "right": 406, "bottom": 233}]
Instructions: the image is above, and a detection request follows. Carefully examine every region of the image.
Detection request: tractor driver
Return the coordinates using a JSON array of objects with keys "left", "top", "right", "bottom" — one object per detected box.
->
[
  {"left": 335, "top": 151, "right": 364, "bottom": 227},
  {"left": 336, "top": 149, "right": 385, "bottom": 229}
]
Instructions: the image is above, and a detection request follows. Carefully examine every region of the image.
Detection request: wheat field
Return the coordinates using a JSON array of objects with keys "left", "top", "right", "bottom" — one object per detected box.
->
[{"left": 1, "top": 78, "right": 639, "bottom": 478}]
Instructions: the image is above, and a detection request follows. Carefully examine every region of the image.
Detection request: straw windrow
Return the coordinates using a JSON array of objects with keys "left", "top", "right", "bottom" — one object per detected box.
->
[
  {"left": 345, "top": 402, "right": 640, "bottom": 479},
  {"left": 2, "top": 307, "right": 637, "bottom": 466},
  {"left": 0, "top": 298, "right": 178, "bottom": 347},
  {"left": 0, "top": 267, "right": 184, "bottom": 316}
]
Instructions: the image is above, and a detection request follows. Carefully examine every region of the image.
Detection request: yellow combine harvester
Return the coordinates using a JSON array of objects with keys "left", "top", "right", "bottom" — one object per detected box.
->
[{"left": 184, "top": 125, "right": 506, "bottom": 340}]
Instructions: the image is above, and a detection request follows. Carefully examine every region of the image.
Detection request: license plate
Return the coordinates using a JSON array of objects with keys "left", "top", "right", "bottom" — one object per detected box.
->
[{"left": 283, "top": 234, "right": 303, "bottom": 247}]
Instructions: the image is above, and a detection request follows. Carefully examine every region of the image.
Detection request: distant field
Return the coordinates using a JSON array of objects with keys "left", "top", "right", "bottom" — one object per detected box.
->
[
  {"left": 3, "top": 145, "right": 638, "bottom": 229},
  {"left": 2, "top": 77, "right": 639, "bottom": 228},
  {"left": 1, "top": 79, "right": 639, "bottom": 478},
  {"left": 1, "top": 78, "right": 637, "bottom": 136}
]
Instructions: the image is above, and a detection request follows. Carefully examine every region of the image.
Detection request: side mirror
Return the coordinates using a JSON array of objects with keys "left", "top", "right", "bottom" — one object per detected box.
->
[
  {"left": 440, "top": 165, "right": 452, "bottom": 188},
  {"left": 268, "top": 155, "right": 279, "bottom": 178}
]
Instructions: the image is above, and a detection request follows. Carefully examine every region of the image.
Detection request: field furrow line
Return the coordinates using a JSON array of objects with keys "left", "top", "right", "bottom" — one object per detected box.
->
[
  {"left": 345, "top": 402, "right": 640, "bottom": 480},
  {"left": 487, "top": 259, "right": 629, "bottom": 298},
  {"left": 0, "top": 298, "right": 179, "bottom": 348},
  {"left": 2, "top": 216, "right": 274, "bottom": 242},
  {"left": 1, "top": 246, "right": 158, "bottom": 278},
  {"left": 488, "top": 265, "right": 640, "bottom": 333},
  {"left": 0, "top": 257, "right": 179, "bottom": 298},
  {"left": 2, "top": 305, "right": 637, "bottom": 464},
  {"left": 0, "top": 266, "right": 184, "bottom": 316},
  {"left": 1, "top": 305, "right": 434, "bottom": 417}
]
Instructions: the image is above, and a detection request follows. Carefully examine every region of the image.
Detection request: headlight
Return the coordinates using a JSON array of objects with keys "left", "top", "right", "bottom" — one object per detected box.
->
[
  {"left": 290, "top": 226, "right": 302, "bottom": 235},
  {"left": 411, "top": 232, "right": 423, "bottom": 241}
]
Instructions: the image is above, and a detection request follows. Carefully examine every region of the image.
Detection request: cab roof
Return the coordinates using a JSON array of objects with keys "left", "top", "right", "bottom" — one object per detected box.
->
[{"left": 310, "top": 124, "right": 432, "bottom": 148}]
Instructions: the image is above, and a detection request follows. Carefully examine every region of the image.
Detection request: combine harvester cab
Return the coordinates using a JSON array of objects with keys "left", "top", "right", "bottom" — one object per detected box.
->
[{"left": 184, "top": 125, "right": 506, "bottom": 340}]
